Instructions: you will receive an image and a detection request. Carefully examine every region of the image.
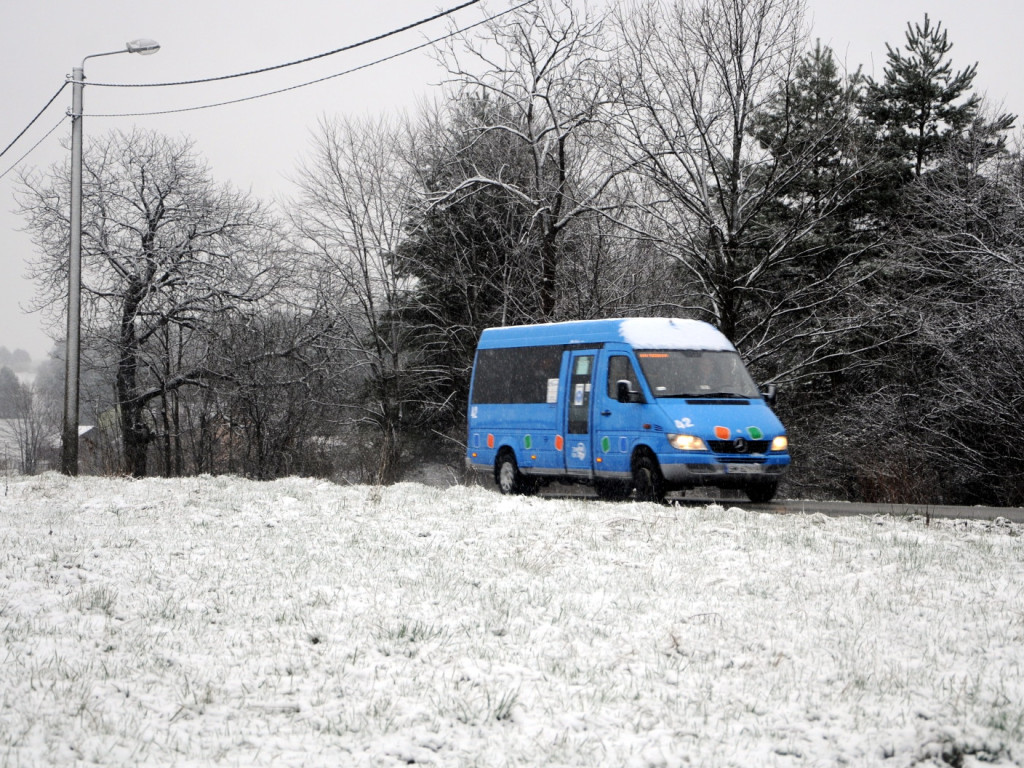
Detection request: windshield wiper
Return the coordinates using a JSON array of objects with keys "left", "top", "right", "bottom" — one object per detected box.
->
[{"left": 667, "top": 392, "right": 748, "bottom": 399}]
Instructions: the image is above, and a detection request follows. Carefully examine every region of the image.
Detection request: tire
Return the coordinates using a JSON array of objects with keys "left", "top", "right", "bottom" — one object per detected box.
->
[
  {"left": 744, "top": 481, "right": 778, "bottom": 504},
  {"left": 495, "top": 450, "right": 536, "bottom": 495},
  {"left": 632, "top": 453, "right": 666, "bottom": 503},
  {"left": 594, "top": 479, "right": 631, "bottom": 501}
]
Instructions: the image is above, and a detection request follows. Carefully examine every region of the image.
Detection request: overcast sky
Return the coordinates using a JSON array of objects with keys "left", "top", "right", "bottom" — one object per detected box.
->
[{"left": 2, "top": 0, "right": 1021, "bottom": 362}]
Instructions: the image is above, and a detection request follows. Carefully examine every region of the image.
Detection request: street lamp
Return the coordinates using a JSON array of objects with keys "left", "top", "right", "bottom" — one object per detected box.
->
[{"left": 62, "top": 39, "right": 160, "bottom": 476}]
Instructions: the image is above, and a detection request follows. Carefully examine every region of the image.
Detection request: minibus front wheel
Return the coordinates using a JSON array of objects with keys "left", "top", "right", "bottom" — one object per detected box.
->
[
  {"left": 495, "top": 449, "right": 537, "bottom": 495},
  {"left": 632, "top": 451, "right": 666, "bottom": 503},
  {"left": 744, "top": 480, "right": 778, "bottom": 504}
]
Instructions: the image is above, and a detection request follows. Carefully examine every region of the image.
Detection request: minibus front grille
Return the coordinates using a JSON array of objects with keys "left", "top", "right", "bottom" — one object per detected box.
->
[{"left": 708, "top": 439, "right": 770, "bottom": 454}]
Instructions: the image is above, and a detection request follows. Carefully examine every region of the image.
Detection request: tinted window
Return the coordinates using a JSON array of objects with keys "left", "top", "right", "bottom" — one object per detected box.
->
[{"left": 471, "top": 345, "right": 564, "bottom": 404}]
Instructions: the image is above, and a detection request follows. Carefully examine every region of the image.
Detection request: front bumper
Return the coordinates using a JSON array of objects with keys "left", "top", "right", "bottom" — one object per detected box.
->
[{"left": 660, "top": 455, "right": 789, "bottom": 486}]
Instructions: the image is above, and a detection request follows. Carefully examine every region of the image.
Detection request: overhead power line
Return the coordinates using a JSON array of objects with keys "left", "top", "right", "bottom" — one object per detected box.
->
[
  {"left": 87, "top": 0, "right": 483, "bottom": 88},
  {"left": 84, "top": 0, "right": 535, "bottom": 119},
  {"left": 0, "top": 117, "right": 68, "bottom": 181},
  {"left": 0, "top": 0, "right": 533, "bottom": 173},
  {"left": 0, "top": 83, "right": 68, "bottom": 162},
  {"left": 0, "top": 0, "right": 484, "bottom": 162}
]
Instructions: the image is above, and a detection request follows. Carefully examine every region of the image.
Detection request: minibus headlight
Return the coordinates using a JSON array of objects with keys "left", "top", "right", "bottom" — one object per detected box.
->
[
  {"left": 668, "top": 434, "right": 706, "bottom": 451},
  {"left": 771, "top": 436, "right": 789, "bottom": 452}
]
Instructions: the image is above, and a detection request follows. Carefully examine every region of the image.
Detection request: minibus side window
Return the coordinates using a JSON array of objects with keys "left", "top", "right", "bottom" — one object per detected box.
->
[{"left": 472, "top": 345, "right": 563, "bottom": 404}]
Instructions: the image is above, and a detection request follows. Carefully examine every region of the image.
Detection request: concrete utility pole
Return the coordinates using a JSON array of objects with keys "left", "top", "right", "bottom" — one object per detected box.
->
[{"left": 61, "top": 39, "right": 159, "bottom": 475}]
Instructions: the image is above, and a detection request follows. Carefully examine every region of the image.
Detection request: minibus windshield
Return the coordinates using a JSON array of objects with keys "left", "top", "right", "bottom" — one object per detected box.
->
[{"left": 635, "top": 350, "right": 760, "bottom": 399}]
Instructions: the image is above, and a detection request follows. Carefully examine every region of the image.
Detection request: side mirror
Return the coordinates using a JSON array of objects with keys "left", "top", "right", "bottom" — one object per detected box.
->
[
  {"left": 616, "top": 380, "right": 641, "bottom": 404},
  {"left": 762, "top": 383, "right": 777, "bottom": 406}
]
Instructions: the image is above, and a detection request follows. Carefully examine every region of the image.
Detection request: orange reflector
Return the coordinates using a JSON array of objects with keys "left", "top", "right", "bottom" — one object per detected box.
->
[
  {"left": 486, "top": 434, "right": 495, "bottom": 449},
  {"left": 555, "top": 435, "right": 564, "bottom": 451}
]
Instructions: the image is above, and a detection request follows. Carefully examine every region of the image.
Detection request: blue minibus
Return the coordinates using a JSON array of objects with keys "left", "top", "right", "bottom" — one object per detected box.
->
[{"left": 465, "top": 318, "right": 789, "bottom": 502}]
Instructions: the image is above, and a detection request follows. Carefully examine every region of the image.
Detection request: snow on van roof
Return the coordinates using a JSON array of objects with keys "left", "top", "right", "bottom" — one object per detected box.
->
[
  {"left": 478, "top": 318, "right": 735, "bottom": 350},
  {"left": 619, "top": 317, "right": 734, "bottom": 350}
]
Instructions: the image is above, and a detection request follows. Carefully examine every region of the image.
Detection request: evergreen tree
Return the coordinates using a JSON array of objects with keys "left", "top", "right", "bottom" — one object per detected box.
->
[
  {"left": 853, "top": 17, "right": 1017, "bottom": 500},
  {"left": 863, "top": 14, "right": 984, "bottom": 180},
  {"left": 750, "top": 41, "right": 884, "bottom": 377},
  {"left": 747, "top": 42, "right": 901, "bottom": 498},
  {"left": 871, "top": 120, "right": 1024, "bottom": 505},
  {"left": 394, "top": 96, "right": 542, "bottom": 434},
  {"left": 752, "top": 41, "right": 871, "bottom": 255}
]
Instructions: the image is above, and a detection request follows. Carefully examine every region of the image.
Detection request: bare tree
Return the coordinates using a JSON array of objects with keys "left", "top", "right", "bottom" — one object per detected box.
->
[
  {"left": 289, "top": 115, "right": 421, "bottom": 482},
  {"left": 18, "top": 129, "right": 283, "bottom": 476},
  {"left": 871, "top": 121, "right": 1024, "bottom": 504},
  {"left": 0, "top": 374, "right": 54, "bottom": 475},
  {"left": 183, "top": 309, "right": 333, "bottom": 479},
  {"left": 434, "top": 0, "right": 622, "bottom": 319},
  {"left": 610, "top": 0, "right": 876, "bottom": 380}
]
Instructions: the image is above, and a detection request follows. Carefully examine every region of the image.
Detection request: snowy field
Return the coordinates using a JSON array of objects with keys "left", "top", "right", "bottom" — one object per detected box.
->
[{"left": 1, "top": 473, "right": 1022, "bottom": 767}]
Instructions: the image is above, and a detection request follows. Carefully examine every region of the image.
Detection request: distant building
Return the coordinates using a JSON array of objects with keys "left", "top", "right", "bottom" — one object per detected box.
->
[{"left": 0, "top": 420, "right": 93, "bottom": 475}]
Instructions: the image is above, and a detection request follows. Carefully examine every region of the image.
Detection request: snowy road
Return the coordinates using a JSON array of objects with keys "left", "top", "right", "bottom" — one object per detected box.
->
[
  {"left": 537, "top": 485, "right": 1024, "bottom": 523},
  {"left": 690, "top": 498, "right": 1024, "bottom": 524}
]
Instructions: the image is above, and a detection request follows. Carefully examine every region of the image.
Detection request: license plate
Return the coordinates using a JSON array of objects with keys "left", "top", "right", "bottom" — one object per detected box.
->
[{"left": 725, "top": 464, "right": 761, "bottom": 475}]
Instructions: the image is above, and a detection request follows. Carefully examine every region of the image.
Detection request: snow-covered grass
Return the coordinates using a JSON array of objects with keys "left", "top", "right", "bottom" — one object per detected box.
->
[{"left": 1, "top": 473, "right": 1022, "bottom": 767}]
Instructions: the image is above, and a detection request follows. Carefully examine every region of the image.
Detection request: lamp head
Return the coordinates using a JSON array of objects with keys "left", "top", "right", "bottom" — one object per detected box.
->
[{"left": 126, "top": 39, "right": 160, "bottom": 55}]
